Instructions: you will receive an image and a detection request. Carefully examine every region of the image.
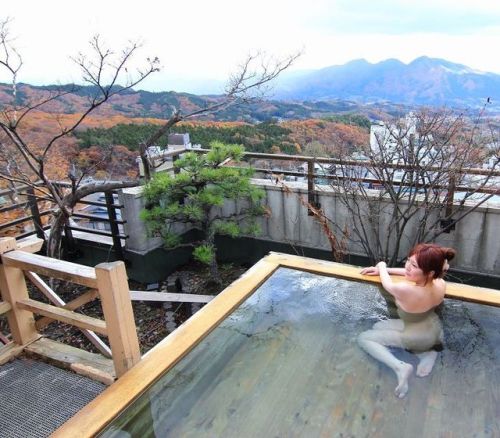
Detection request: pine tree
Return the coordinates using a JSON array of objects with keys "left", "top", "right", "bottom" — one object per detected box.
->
[{"left": 140, "top": 141, "right": 267, "bottom": 284}]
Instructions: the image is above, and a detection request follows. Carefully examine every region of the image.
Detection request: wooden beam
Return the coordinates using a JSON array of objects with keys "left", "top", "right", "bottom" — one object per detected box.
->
[
  {"left": 0, "top": 342, "right": 24, "bottom": 365},
  {"left": 0, "top": 301, "right": 12, "bottom": 315},
  {"left": 25, "top": 271, "right": 65, "bottom": 305},
  {"left": 445, "top": 282, "right": 500, "bottom": 307},
  {"left": 24, "top": 338, "right": 115, "bottom": 385},
  {"left": 16, "top": 237, "right": 44, "bottom": 254},
  {"left": 16, "top": 299, "right": 108, "bottom": 335},
  {"left": 266, "top": 251, "right": 376, "bottom": 282},
  {"left": 96, "top": 261, "right": 140, "bottom": 378},
  {"left": 34, "top": 289, "right": 100, "bottom": 329},
  {"left": 129, "top": 291, "right": 213, "bottom": 303},
  {"left": 0, "top": 237, "right": 17, "bottom": 254},
  {"left": 266, "top": 252, "right": 500, "bottom": 307},
  {"left": 2, "top": 250, "right": 98, "bottom": 288}
]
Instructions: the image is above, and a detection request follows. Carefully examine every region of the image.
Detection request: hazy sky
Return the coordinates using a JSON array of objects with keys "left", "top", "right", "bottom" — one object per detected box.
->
[{"left": 1, "top": 0, "right": 499, "bottom": 93}]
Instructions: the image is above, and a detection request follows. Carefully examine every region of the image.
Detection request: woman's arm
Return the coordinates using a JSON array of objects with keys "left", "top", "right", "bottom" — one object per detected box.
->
[
  {"left": 360, "top": 265, "right": 406, "bottom": 276},
  {"left": 376, "top": 261, "right": 412, "bottom": 301}
]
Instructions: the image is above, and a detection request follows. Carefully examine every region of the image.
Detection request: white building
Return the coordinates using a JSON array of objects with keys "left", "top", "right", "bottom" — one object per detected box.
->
[{"left": 137, "top": 133, "right": 192, "bottom": 177}]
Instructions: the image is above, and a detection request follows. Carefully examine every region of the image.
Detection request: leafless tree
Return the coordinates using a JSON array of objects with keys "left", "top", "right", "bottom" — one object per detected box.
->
[
  {"left": 0, "top": 19, "right": 298, "bottom": 258},
  {"left": 138, "top": 50, "right": 300, "bottom": 180},
  {"left": 322, "top": 108, "right": 499, "bottom": 266},
  {"left": 0, "top": 20, "right": 160, "bottom": 256}
]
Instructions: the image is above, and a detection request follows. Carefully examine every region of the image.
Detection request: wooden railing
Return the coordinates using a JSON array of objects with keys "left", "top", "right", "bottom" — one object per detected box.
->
[
  {"left": 0, "top": 237, "right": 140, "bottom": 378},
  {"left": 189, "top": 148, "right": 500, "bottom": 220},
  {"left": 0, "top": 183, "right": 128, "bottom": 259},
  {"left": 0, "top": 184, "right": 53, "bottom": 240}
]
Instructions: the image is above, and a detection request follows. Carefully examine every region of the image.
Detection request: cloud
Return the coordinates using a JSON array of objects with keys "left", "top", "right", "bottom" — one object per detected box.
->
[
  {"left": 314, "top": 0, "right": 500, "bottom": 34},
  {"left": 1, "top": 0, "right": 499, "bottom": 91}
]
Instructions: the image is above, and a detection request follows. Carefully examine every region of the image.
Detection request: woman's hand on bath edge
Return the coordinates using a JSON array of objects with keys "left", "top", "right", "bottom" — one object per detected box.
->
[
  {"left": 361, "top": 263, "right": 407, "bottom": 277},
  {"left": 360, "top": 266, "right": 379, "bottom": 276}
]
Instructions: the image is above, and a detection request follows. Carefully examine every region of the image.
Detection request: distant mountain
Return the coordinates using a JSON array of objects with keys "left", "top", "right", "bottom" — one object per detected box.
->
[
  {"left": 0, "top": 82, "right": 404, "bottom": 122},
  {"left": 274, "top": 57, "right": 500, "bottom": 108},
  {"left": 2, "top": 56, "right": 498, "bottom": 125}
]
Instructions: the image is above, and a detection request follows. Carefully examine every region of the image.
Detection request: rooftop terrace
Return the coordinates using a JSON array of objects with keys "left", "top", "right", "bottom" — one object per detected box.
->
[{"left": 1, "top": 240, "right": 499, "bottom": 436}]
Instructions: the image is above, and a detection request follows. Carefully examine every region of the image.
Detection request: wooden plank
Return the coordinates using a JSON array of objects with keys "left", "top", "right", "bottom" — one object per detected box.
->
[
  {"left": 34, "top": 288, "right": 99, "bottom": 329},
  {"left": 16, "top": 237, "right": 44, "bottom": 254},
  {"left": 0, "top": 342, "right": 24, "bottom": 365},
  {"left": 266, "top": 252, "right": 500, "bottom": 307},
  {"left": 0, "top": 237, "right": 17, "bottom": 254},
  {"left": 70, "top": 363, "right": 115, "bottom": 386},
  {"left": 445, "top": 282, "right": 500, "bottom": 307},
  {"left": 130, "top": 291, "right": 213, "bottom": 304},
  {"left": 2, "top": 250, "right": 97, "bottom": 288},
  {"left": 0, "top": 300, "right": 12, "bottom": 315},
  {"left": 52, "top": 256, "right": 279, "bottom": 438},
  {"left": 24, "top": 337, "right": 115, "bottom": 385},
  {"left": 266, "top": 252, "right": 382, "bottom": 282},
  {"left": 96, "top": 262, "right": 140, "bottom": 378},
  {"left": 16, "top": 299, "right": 108, "bottom": 335}
]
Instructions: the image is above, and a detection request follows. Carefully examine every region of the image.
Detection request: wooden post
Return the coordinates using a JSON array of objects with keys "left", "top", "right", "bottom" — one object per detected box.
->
[
  {"left": 0, "top": 237, "right": 39, "bottom": 345},
  {"left": 26, "top": 187, "right": 46, "bottom": 240},
  {"left": 95, "top": 261, "right": 140, "bottom": 378},
  {"left": 105, "top": 191, "right": 124, "bottom": 261},
  {"left": 307, "top": 159, "right": 320, "bottom": 216}
]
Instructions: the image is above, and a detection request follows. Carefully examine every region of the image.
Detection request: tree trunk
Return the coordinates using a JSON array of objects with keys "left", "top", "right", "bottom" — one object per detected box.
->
[
  {"left": 209, "top": 256, "right": 222, "bottom": 286},
  {"left": 47, "top": 210, "right": 67, "bottom": 259}
]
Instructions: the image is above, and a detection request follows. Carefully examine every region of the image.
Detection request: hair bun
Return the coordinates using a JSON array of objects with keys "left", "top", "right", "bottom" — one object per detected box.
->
[{"left": 444, "top": 248, "right": 456, "bottom": 261}]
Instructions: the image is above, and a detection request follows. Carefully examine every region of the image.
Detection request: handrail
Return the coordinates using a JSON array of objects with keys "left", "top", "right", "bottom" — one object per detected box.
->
[
  {"left": 17, "top": 298, "right": 108, "bottom": 335},
  {"left": 0, "top": 237, "right": 140, "bottom": 378},
  {"left": 189, "top": 147, "right": 500, "bottom": 219},
  {"left": 0, "top": 182, "right": 128, "bottom": 259},
  {"left": 2, "top": 251, "right": 98, "bottom": 288}
]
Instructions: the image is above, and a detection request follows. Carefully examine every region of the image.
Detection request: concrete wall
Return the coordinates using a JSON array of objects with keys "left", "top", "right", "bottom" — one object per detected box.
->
[{"left": 121, "top": 180, "right": 500, "bottom": 277}]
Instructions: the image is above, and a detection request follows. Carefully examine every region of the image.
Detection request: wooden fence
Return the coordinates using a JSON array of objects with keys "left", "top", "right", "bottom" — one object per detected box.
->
[
  {"left": 0, "top": 183, "right": 127, "bottom": 259},
  {"left": 0, "top": 237, "right": 140, "bottom": 378}
]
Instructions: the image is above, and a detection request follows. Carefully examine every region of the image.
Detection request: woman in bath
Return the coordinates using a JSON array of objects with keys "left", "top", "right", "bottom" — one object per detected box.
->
[{"left": 358, "top": 243, "right": 455, "bottom": 398}]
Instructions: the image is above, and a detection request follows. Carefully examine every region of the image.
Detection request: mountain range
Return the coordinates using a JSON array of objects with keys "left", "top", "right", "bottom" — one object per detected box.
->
[
  {"left": 274, "top": 57, "right": 500, "bottom": 108},
  {"left": 1, "top": 57, "right": 499, "bottom": 122}
]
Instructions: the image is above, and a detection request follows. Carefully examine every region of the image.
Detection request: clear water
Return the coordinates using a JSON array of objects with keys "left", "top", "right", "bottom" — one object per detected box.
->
[{"left": 101, "top": 268, "right": 500, "bottom": 437}]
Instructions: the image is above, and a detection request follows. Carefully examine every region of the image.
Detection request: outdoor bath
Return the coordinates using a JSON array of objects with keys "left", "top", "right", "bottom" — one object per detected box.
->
[{"left": 54, "top": 253, "right": 500, "bottom": 437}]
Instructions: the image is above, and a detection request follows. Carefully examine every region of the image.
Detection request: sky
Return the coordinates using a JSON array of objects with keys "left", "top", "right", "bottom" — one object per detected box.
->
[{"left": 1, "top": 0, "right": 499, "bottom": 93}]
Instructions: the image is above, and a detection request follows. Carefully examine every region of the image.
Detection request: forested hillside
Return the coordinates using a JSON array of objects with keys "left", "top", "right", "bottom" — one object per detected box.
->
[
  {"left": 0, "top": 103, "right": 370, "bottom": 186},
  {"left": 74, "top": 117, "right": 370, "bottom": 157},
  {"left": 0, "top": 81, "right": 392, "bottom": 184}
]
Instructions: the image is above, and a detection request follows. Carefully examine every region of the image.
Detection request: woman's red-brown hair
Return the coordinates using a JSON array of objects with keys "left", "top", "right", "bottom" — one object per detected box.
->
[{"left": 408, "top": 243, "right": 456, "bottom": 279}]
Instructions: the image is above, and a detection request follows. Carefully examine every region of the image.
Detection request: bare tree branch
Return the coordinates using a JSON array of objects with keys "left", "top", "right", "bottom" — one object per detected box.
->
[
  {"left": 327, "top": 108, "right": 499, "bottom": 265},
  {"left": 0, "top": 20, "right": 155, "bottom": 256}
]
